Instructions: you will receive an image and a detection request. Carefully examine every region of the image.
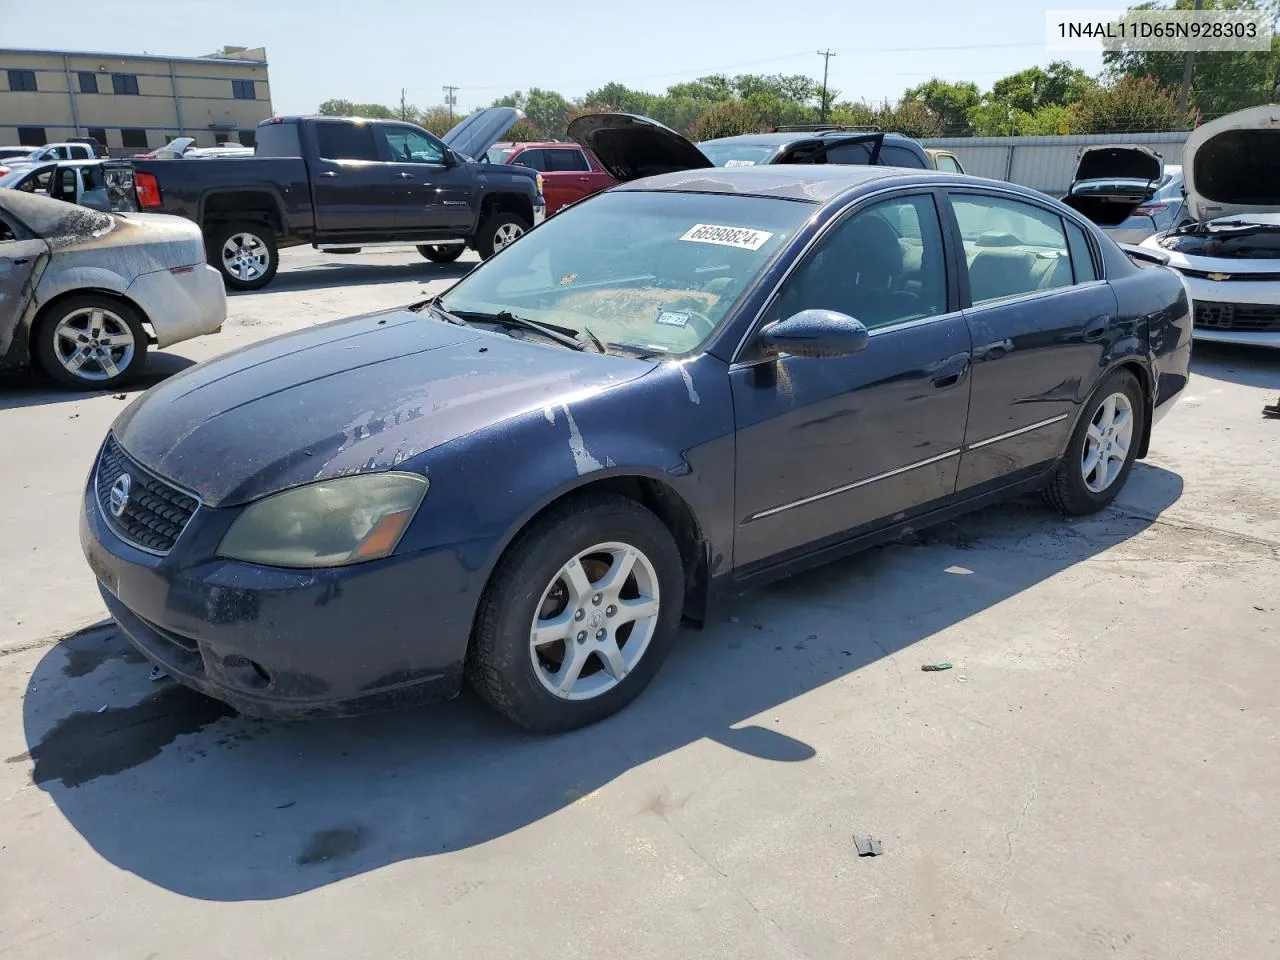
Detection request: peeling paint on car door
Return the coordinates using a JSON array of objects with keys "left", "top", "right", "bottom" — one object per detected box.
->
[{"left": 0, "top": 237, "right": 50, "bottom": 362}]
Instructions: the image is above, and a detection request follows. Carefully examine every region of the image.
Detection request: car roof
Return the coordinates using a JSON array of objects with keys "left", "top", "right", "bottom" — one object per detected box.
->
[
  {"left": 506, "top": 141, "right": 579, "bottom": 149},
  {"left": 614, "top": 164, "right": 1066, "bottom": 206}
]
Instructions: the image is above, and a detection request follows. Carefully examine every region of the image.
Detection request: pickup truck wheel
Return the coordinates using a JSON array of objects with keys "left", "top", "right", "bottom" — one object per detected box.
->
[
  {"left": 417, "top": 244, "right": 464, "bottom": 264},
  {"left": 35, "top": 296, "right": 148, "bottom": 391},
  {"left": 209, "top": 221, "right": 278, "bottom": 291},
  {"left": 475, "top": 212, "right": 529, "bottom": 260}
]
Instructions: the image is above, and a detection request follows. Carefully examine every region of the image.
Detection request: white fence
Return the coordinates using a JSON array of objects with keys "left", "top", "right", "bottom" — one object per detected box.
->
[{"left": 919, "top": 132, "right": 1190, "bottom": 196}]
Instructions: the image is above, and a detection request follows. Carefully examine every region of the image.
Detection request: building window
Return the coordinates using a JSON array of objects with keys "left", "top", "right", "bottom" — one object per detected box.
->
[
  {"left": 231, "top": 79, "right": 256, "bottom": 100},
  {"left": 120, "top": 128, "right": 149, "bottom": 150},
  {"left": 240, "top": 129, "right": 257, "bottom": 148},
  {"left": 17, "top": 127, "right": 46, "bottom": 147},
  {"left": 214, "top": 133, "right": 230, "bottom": 145},
  {"left": 7, "top": 70, "right": 38, "bottom": 93},
  {"left": 78, "top": 72, "right": 99, "bottom": 94},
  {"left": 87, "top": 127, "right": 108, "bottom": 147},
  {"left": 112, "top": 73, "right": 139, "bottom": 95}
]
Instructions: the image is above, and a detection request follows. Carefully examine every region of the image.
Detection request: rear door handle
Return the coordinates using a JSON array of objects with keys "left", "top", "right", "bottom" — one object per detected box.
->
[
  {"left": 1084, "top": 314, "right": 1111, "bottom": 341},
  {"left": 577, "top": 176, "right": 592, "bottom": 181},
  {"left": 318, "top": 171, "right": 338, "bottom": 178}
]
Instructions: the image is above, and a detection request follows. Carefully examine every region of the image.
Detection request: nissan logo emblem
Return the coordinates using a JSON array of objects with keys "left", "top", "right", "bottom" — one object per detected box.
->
[{"left": 108, "top": 473, "right": 132, "bottom": 519}]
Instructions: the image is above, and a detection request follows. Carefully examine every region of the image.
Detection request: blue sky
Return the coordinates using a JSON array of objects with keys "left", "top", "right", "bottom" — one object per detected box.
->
[{"left": 4, "top": 0, "right": 1109, "bottom": 114}]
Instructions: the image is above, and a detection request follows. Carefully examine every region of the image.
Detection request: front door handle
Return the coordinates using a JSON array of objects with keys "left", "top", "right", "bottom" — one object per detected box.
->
[
  {"left": 318, "top": 171, "right": 338, "bottom": 178},
  {"left": 931, "top": 355, "right": 970, "bottom": 389},
  {"left": 396, "top": 172, "right": 415, "bottom": 179},
  {"left": 1084, "top": 314, "right": 1111, "bottom": 341}
]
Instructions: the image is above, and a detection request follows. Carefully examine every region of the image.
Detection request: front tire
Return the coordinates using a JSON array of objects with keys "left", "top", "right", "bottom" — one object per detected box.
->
[
  {"left": 208, "top": 221, "right": 278, "bottom": 291},
  {"left": 35, "top": 295, "right": 148, "bottom": 390},
  {"left": 467, "top": 494, "right": 685, "bottom": 732},
  {"left": 417, "top": 244, "right": 464, "bottom": 263},
  {"left": 473, "top": 210, "right": 529, "bottom": 260},
  {"left": 1043, "top": 370, "right": 1146, "bottom": 515}
]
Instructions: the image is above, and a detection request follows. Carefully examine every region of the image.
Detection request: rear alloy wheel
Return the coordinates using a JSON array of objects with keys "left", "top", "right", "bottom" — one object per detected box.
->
[
  {"left": 1042, "top": 370, "right": 1146, "bottom": 515},
  {"left": 467, "top": 494, "right": 685, "bottom": 732},
  {"left": 417, "top": 244, "right": 465, "bottom": 263},
  {"left": 474, "top": 211, "right": 529, "bottom": 260},
  {"left": 35, "top": 296, "right": 147, "bottom": 390},
  {"left": 209, "top": 221, "right": 278, "bottom": 291}
]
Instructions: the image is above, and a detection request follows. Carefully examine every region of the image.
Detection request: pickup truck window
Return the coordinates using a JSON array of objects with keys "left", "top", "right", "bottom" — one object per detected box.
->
[
  {"left": 545, "top": 149, "right": 590, "bottom": 172},
  {"left": 315, "top": 122, "right": 379, "bottom": 162},
  {"left": 256, "top": 122, "right": 300, "bottom": 157},
  {"left": 381, "top": 127, "right": 444, "bottom": 164}
]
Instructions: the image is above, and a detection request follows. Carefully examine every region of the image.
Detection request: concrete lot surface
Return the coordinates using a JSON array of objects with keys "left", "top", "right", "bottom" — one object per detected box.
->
[{"left": 1, "top": 246, "right": 1278, "bottom": 959}]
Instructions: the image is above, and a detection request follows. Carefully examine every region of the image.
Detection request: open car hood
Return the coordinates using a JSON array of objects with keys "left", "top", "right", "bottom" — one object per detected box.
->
[
  {"left": 567, "top": 113, "right": 714, "bottom": 183},
  {"left": 441, "top": 107, "right": 525, "bottom": 161},
  {"left": 1183, "top": 104, "right": 1280, "bottom": 223}
]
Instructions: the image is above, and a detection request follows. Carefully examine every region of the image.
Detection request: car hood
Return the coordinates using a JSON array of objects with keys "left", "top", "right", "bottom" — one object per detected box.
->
[
  {"left": 441, "top": 107, "right": 525, "bottom": 161},
  {"left": 567, "top": 113, "right": 714, "bottom": 183},
  {"left": 111, "top": 309, "right": 656, "bottom": 507},
  {"left": 1183, "top": 104, "right": 1280, "bottom": 222}
]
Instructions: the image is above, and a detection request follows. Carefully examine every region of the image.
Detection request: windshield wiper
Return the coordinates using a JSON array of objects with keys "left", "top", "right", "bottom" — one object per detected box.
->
[
  {"left": 579, "top": 326, "right": 607, "bottom": 354},
  {"left": 450, "top": 309, "right": 588, "bottom": 351}
]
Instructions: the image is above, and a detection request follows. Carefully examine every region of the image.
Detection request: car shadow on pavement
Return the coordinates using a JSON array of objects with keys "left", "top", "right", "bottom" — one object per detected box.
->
[
  {"left": 1190, "top": 342, "right": 1280, "bottom": 390},
  {"left": 18, "top": 467, "right": 1183, "bottom": 902},
  {"left": 239, "top": 260, "right": 474, "bottom": 294},
  {"left": 0, "top": 353, "right": 197, "bottom": 412}
]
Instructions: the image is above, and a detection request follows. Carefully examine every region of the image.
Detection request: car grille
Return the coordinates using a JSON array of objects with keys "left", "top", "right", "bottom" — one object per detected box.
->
[
  {"left": 95, "top": 435, "right": 199, "bottom": 555},
  {"left": 1193, "top": 300, "right": 1280, "bottom": 333}
]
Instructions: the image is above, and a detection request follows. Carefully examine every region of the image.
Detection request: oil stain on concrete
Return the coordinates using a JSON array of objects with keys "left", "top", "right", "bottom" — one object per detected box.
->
[
  {"left": 297, "top": 827, "right": 367, "bottom": 866},
  {"left": 59, "top": 623, "right": 147, "bottom": 678},
  {"left": 25, "top": 686, "right": 234, "bottom": 788}
]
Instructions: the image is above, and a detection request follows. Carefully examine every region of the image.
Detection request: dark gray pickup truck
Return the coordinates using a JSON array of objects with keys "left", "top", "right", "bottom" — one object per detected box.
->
[{"left": 125, "top": 108, "right": 545, "bottom": 289}]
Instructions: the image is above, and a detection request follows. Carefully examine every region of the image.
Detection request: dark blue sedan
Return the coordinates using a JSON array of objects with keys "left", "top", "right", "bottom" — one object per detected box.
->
[{"left": 80, "top": 164, "right": 1191, "bottom": 731}]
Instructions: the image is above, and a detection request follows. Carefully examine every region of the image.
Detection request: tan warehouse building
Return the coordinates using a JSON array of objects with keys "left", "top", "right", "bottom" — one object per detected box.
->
[{"left": 0, "top": 45, "right": 273, "bottom": 155}]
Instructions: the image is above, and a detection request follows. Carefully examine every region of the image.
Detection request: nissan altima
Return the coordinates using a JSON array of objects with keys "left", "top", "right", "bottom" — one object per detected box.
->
[{"left": 81, "top": 161, "right": 1191, "bottom": 731}]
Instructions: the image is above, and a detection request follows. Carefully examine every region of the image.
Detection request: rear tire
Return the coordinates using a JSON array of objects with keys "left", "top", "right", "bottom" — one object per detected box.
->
[
  {"left": 1042, "top": 370, "right": 1146, "bottom": 515},
  {"left": 417, "top": 244, "right": 464, "bottom": 263},
  {"left": 467, "top": 494, "right": 685, "bottom": 732},
  {"left": 474, "top": 211, "right": 529, "bottom": 260},
  {"left": 208, "top": 221, "right": 278, "bottom": 291},
  {"left": 35, "top": 295, "right": 148, "bottom": 391}
]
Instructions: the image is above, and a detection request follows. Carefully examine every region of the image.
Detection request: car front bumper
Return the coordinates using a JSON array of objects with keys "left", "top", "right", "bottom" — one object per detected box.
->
[
  {"left": 534, "top": 202, "right": 546, "bottom": 225},
  {"left": 126, "top": 264, "right": 226, "bottom": 349},
  {"left": 1178, "top": 273, "right": 1280, "bottom": 349},
  {"left": 79, "top": 470, "right": 484, "bottom": 719}
]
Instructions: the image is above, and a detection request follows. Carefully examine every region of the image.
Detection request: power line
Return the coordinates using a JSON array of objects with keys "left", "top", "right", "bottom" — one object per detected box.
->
[{"left": 442, "top": 84, "right": 458, "bottom": 121}]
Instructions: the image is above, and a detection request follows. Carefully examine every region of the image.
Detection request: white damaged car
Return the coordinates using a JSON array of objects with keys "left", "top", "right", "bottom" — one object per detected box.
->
[
  {"left": 1139, "top": 104, "right": 1280, "bottom": 349},
  {"left": 0, "top": 189, "right": 226, "bottom": 389}
]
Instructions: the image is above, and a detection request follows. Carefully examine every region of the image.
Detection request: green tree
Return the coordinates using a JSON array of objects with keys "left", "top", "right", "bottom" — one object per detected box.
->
[
  {"left": 874, "top": 99, "right": 945, "bottom": 138},
  {"left": 688, "top": 100, "right": 767, "bottom": 140},
  {"left": 1073, "top": 74, "right": 1197, "bottom": 132},
  {"left": 317, "top": 98, "right": 397, "bottom": 119},
  {"left": 1103, "top": 0, "right": 1280, "bottom": 118},
  {"left": 989, "top": 61, "right": 1097, "bottom": 114},
  {"left": 580, "top": 83, "right": 659, "bottom": 116},
  {"left": 903, "top": 79, "right": 981, "bottom": 135},
  {"left": 524, "top": 87, "right": 573, "bottom": 138}
]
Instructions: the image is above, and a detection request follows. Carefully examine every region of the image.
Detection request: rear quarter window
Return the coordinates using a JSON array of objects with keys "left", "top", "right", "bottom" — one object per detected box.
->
[{"left": 879, "top": 144, "right": 927, "bottom": 169}]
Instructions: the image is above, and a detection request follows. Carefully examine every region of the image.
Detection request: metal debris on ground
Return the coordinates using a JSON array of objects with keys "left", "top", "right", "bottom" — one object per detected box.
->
[
  {"left": 1264, "top": 397, "right": 1280, "bottom": 419},
  {"left": 96, "top": 704, "right": 108, "bottom": 714},
  {"left": 112, "top": 393, "right": 127, "bottom": 400},
  {"left": 921, "top": 662, "right": 953, "bottom": 672},
  {"left": 854, "top": 835, "right": 884, "bottom": 857},
  {"left": 148, "top": 665, "right": 167, "bottom": 682}
]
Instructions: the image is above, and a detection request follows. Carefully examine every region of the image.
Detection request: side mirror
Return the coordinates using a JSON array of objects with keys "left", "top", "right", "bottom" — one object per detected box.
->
[
  {"left": 443, "top": 149, "right": 460, "bottom": 167},
  {"left": 758, "top": 309, "right": 869, "bottom": 359}
]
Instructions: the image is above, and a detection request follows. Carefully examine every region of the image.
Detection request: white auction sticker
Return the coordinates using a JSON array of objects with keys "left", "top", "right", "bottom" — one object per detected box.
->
[
  {"left": 723, "top": 159, "right": 757, "bottom": 167},
  {"left": 680, "top": 223, "right": 774, "bottom": 251}
]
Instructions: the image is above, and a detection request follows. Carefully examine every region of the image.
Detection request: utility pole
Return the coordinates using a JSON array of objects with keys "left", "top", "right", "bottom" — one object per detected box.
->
[
  {"left": 442, "top": 85, "right": 459, "bottom": 122},
  {"left": 400, "top": 88, "right": 408, "bottom": 122},
  {"left": 1177, "top": 0, "right": 1205, "bottom": 114},
  {"left": 816, "top": 49, "right": 836, "bottom": 122}
]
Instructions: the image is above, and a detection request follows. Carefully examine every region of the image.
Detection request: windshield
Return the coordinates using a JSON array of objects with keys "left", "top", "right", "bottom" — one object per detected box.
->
[
  {"left": 485, "top": 146, "right": 518, "bottom": 164},
  {"left": 439, "top": 190, "right": 810, "bottom": 355},
  {"left": 698, "top": 142, "right": 777, "bottom": 167}
]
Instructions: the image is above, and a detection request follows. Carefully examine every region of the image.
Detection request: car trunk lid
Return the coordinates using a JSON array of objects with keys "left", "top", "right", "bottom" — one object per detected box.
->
[{"left": 1062, "top": 145, "right": 1163, "bottom": 226}]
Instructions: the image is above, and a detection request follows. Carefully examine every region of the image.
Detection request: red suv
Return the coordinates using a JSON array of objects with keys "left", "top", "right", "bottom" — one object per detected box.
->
[{"left": 485, "top": 142, "right": 615, "bottom": 215}]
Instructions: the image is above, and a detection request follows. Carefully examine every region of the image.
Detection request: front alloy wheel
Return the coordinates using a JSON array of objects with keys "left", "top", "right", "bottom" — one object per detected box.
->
[{"left": 529, "top": 542, "right": 662, "bottom": 701}]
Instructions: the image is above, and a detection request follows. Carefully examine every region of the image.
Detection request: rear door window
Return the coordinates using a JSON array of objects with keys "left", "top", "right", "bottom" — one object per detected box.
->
[
  {"left": 314, "top": 122, "right": 380, "bottom": 161},
  {"left": 934, "top": 154, "right": 962, "bottom": 173},
  {"left": 951, "top": 194, "right": 1073, "bottom": 304},
  {"left": 545, "top": 149, "right": 590, "bottom": 172},
  {"left": 879, "top": 144, "right": 927, "bottom": 169}
]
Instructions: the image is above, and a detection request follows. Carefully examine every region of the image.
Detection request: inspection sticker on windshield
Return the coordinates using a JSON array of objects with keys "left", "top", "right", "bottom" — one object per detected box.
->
[
  {"left": 656, "top": 311, "right": 690, "bottom": 328},
  {"left": 680, "top": 223, "right": 773, "bottom": 251}
]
